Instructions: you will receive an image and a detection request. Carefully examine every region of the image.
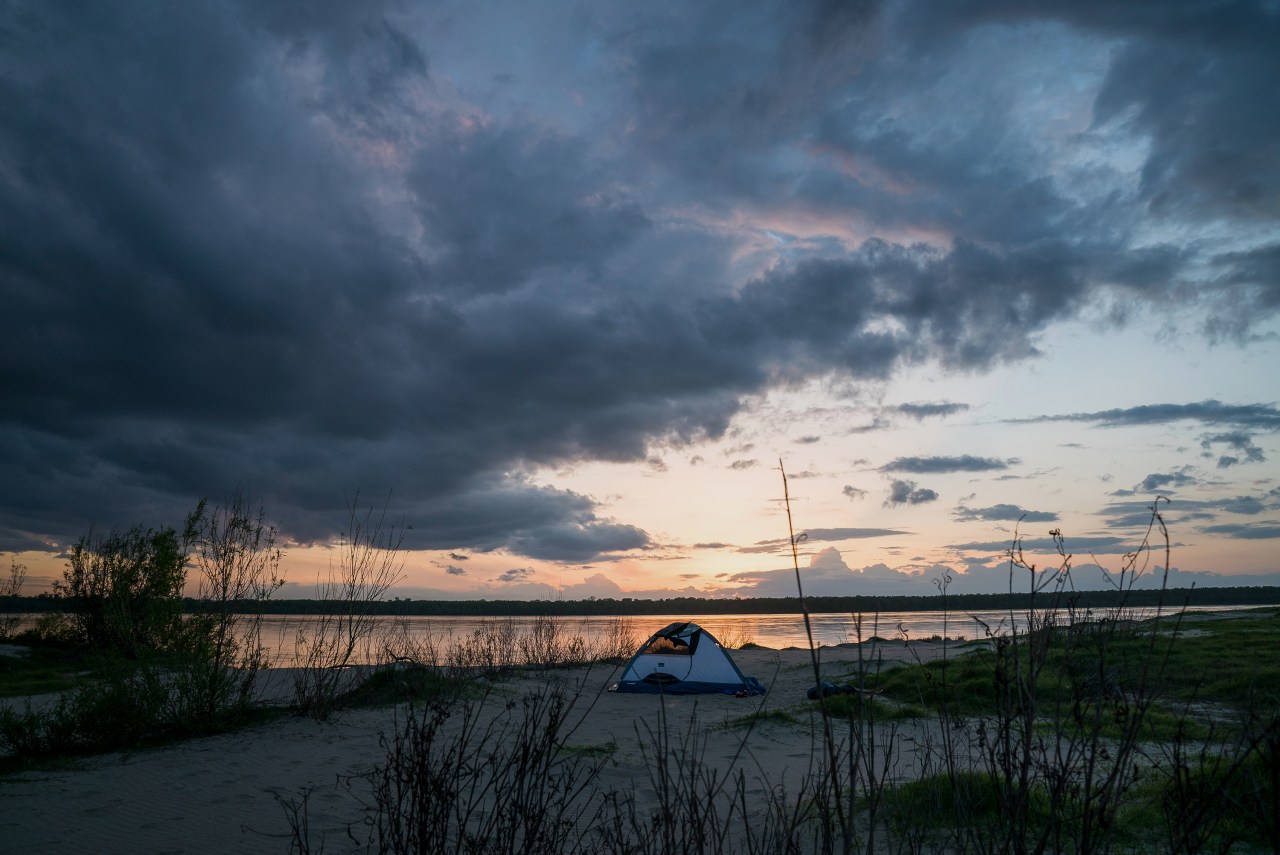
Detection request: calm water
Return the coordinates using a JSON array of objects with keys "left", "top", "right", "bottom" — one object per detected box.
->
[
  {"left": 252, "top": 604, "right": 1259, "bottom": 666},
  {"left": 5, "top": 604, "right": 1260, "bottom": 667}
]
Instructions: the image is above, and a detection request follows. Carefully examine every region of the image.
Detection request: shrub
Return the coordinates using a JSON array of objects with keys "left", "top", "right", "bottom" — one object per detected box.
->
[
  {"left": 292, "top": 493, "right": 404, "bottom": 717},
  {"left": 55, "top": 524, "right": 191, "bottom": 657},
  {"left": 1, "top": 497, "right": 289, "bottom": 766},
  {"left": 1, "top": 560, "right": 27, "bottom": 638},
  {"left": 179, "top": 493, "right": 285, "bottom": 719}
]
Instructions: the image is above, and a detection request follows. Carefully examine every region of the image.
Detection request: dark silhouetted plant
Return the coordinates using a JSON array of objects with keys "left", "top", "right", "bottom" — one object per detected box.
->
[
  {"left": 0, "top": 559, "right": 26, "bottom": 638},
  {"left": 293, "top": 492, "right": 404, "bottom": 717},
  {"left": 177, "top": 492, "right": 285, "bottom": 720},
  {"left": 55, "top": 523, "right": 192, "bottom": 657}
]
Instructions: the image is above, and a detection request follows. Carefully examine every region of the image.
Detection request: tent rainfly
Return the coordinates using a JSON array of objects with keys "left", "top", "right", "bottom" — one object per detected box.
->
[{"left": 610, "top": 622, "right": 766, "bottom": 695}]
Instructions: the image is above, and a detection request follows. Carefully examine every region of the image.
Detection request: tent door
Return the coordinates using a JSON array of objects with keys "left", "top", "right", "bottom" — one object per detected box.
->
[{"left": 635, "top": 654, "right": 693, "bottom": 683}]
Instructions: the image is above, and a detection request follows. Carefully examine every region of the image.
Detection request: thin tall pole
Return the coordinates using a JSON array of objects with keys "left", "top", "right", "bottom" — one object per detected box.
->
[{"left": 781, "top": 459, "right": 849, "bottom": 848}]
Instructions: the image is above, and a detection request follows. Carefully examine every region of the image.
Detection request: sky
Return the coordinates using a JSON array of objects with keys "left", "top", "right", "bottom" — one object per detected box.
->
[{"left": 2, "top": 0, "right": 1279, "bottom": 601}]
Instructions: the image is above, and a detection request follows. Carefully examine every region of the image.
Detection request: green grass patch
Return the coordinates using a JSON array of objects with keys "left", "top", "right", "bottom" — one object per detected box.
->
[
  {"left": 0, "top": 666, "right": 290, "bottom": 776},
  {"left": 1042, "top": 699, "right": 1218, "bottom": 742},
  {"left": 1151, "top": 612, "right": 1280, "bottom": 707},
  {"left": 1118, "top": 745, "right": 1278, "bottom": 850},
  {"left": 809, "top": 691, "right": 903, "bottom": 721},
  {"left": 337, "top": 665, "right": 476, "bottom": 709},
  {"left": 881, "top": 771, "right": 1011, "bottom": 833},
  {"left": 864, "top": 651, "right": 1004, "bottom": 718},
  {"left": 559, "top": 740, "right": 617, "bottom": 758},
  {"left": 0, "top": 645, "right": 110, "bottom": 697},
  {"left": 831, "top": 610, "right": 1280, "bottom": 723}
]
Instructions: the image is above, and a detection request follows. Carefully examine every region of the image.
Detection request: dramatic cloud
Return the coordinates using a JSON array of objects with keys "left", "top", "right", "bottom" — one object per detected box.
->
[
  {"left": 1, "top": 0, "right": 1277, "bottom": 585},
  {"left": 882, "top": 456, "right": 1015, "bottom": 474},
  {"left": 444, "top": 565, "right": 466, "bottom": 576},
  {"left": 885, "top": 480, "right": 939, "bottom": 507},
  {"left": 842, "top": 485, "right": 869, "bottom": 501},
  {"left": 376, "top": 480, "right": 654, "bottom": 562},
  {"left": 953, "top": 504, "right": 1059, "bottom": 523}
]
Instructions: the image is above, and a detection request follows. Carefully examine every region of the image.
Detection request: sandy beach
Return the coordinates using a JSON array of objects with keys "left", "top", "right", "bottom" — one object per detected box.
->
[{"left": 0, "top": 640, "right": 960, "bottom": 853}]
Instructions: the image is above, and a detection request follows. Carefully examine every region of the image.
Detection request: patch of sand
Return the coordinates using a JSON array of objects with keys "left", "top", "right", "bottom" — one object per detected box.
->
[{"left": 0, "top": 641, "right": 962, "bottom": 853}]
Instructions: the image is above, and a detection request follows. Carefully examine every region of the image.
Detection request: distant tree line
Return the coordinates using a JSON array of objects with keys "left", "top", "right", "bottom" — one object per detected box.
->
[{"left": 5, "top": 586, "right": 1280, "bottom": 617}]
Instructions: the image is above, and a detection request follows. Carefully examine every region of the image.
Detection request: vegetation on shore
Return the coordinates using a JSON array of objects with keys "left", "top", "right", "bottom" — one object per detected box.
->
[{"left": 0, "top": 493, "right": 289, "bottom": 769}]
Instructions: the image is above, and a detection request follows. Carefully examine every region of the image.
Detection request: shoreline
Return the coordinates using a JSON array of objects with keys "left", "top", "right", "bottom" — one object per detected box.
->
[{"left": 3, "top": 610, "right": 1275, "bottom": 851}]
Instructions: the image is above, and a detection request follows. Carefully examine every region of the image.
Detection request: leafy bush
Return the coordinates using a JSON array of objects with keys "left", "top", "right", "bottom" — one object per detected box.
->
[
  {"left": 1, "top": 496, "right": 289, "bottom": 766},
  {"left": 55, "top": 524, "right": 191, "bottom": 657},
  {"left": 179, "top": 493, "right": 284, "bottom": 719}
]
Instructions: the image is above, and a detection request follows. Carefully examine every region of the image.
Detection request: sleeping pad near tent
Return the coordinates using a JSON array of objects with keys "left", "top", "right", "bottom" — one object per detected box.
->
[{"left": 610, "top": 621, "right": 766, "bottom": 695}]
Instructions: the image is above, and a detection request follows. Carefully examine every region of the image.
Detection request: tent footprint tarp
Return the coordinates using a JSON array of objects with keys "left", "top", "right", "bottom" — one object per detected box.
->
[{"left": 610, "top": 621, "right": 766, "bottom": 695}]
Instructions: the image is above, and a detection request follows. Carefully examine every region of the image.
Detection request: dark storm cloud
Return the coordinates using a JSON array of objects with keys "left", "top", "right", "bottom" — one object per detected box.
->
[
  {"left": 1, "top": 1, "right": 1277, "bottom": 559},
  {"left": 885, "top": 480, "right": 939, "bottom": 507},
  {"left": 914, "top": 2, "right": 1280, "bottom": 222},
  {"left": 1213, "top": 243, "right": 1280, "bottom": 331},
  {"left": 953, "top": 504, "right": 1059, "bottom": 523},
  {"left": 882, "top": 456, "right": 1014, "bottom": 474},
  {"left": 384, "top": 480, "right": 653, "bottom": 561},
  {"left": 407, "top": 124, "right": 650, "bottom": 296}
]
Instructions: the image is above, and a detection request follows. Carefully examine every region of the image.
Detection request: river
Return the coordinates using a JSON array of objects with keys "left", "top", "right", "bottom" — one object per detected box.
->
[
  {"left": 251, "top": 603, "right": 1259, "bottom": 667},
  {"left": 4, "top": 604, "right": 1260, "bottom": 667}
]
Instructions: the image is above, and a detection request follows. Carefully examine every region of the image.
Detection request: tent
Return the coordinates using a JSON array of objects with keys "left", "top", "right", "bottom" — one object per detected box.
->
[{"left": 610, "top": 622, "right": 766, "bottom": 695}]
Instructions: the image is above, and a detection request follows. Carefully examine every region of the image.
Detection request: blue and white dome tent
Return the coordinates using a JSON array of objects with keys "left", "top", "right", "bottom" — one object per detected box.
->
[{"left": 610, "top": 621, "right": 766, "bottom": 695}]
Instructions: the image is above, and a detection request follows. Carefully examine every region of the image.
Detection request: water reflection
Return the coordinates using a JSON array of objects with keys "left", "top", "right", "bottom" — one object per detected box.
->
[{"left": 248, "top": 604, "right": 1256, "bottom": 667}]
